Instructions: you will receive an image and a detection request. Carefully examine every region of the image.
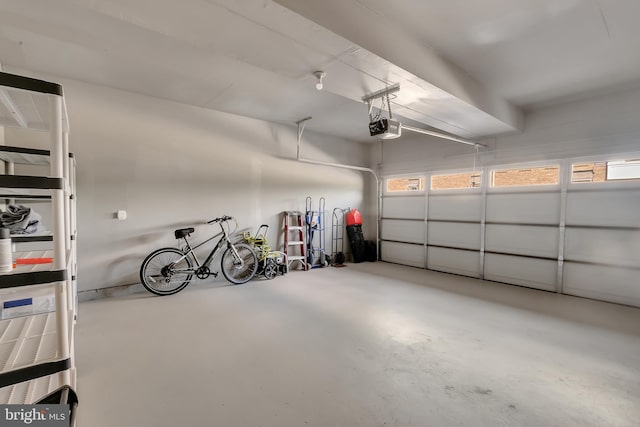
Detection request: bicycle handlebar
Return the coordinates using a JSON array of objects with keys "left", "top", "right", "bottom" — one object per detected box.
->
[{"left": 207, "top": 215, "right": 233, "bottom": 224}]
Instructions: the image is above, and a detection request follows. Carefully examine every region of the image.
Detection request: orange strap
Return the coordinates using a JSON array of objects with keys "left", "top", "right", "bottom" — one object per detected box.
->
[{"left": 16, "top": 258, "right": 54, "bottom": 264}]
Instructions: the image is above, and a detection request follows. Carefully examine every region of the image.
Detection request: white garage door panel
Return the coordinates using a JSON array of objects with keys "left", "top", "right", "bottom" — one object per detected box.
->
[
  {"left": 381, "top": 241, "right": 425, "bottom": 268},
  {"left": 427, "top": 222, "right": 481, "bottom": 250},
  {"left": 565, "top": 228, "right": 640, "bottom": 268},
  {"left": 484, "top": 254, "right": 557, "bottom": 291},
  {"left": 382, "top": 196, "right": 425, "bottom": 219},
  {"left": 427, "top": 247, "right": 480, "bottom": 278},
  {"left": 564, "top": 263, "right": 640, "bottom": 307},
  {"left": 485, "top": 224, "right": 559, "bottom": 258},
  {"left": 428, "top": 195, "right": 482, "bottom": 221},
  {"left": 566, "top": 190, "right": 640, "bottom": 227},
  {"left": 381, "top": 219, "right": 424, "bottom": 244},
  {"left": 486, "top": 193, "right": 560, "bottom": 224}
]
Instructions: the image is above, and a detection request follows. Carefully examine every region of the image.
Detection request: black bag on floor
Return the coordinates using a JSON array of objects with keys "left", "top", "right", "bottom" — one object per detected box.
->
[
  {"left": 346, "top": 224, "right": 366, "bottom": 263},
  {"left": 365, "top": 240, "right": 377, "bottom": 262}
]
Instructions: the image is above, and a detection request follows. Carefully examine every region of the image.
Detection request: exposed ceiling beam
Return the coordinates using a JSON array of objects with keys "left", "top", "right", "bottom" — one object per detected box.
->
[{"left": 274, "top": 0, "right": 523, "bottom": 133}]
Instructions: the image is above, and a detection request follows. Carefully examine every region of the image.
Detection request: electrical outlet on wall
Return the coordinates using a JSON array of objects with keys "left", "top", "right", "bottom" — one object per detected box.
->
[{"left": 115, "top": 210, "right": 127, "bottom": 220}]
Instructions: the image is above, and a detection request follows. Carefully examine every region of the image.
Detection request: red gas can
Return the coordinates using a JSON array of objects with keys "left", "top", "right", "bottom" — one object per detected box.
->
[{"left": 346, "top": 209, "right": 363, "bottom": 226}]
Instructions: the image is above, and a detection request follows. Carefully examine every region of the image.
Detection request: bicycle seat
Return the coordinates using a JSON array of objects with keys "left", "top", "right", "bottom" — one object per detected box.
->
[{"left": 174, "top": 228, "right": 195, "bottom": 239}]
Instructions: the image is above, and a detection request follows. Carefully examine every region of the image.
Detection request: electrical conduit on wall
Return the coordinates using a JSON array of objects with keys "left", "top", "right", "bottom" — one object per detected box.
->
[{"left": 295, "top": 118, "right": 381, "bottom": 259}]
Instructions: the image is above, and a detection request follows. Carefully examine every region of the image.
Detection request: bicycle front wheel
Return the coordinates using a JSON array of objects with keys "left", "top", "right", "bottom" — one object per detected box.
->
[
  {"left": 221, "top": 243, "right": 258, "bottom": 284},
  {"left": 140, "top": 248, "right": 193, "bottom": 296}
]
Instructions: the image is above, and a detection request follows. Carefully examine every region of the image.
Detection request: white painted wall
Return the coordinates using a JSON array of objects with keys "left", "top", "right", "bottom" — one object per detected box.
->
[{"left": 4, "top": 70, "right": 372, "bottom": 293}]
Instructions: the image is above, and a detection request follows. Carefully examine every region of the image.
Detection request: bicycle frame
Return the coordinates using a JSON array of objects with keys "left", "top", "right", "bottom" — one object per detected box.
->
[{"left": 173, "top": 220, "right": 241, "bottom": 274}]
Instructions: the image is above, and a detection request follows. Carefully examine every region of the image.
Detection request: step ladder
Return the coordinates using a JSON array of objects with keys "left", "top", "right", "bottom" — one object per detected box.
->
[{"left": 283, "top": 211, "right": 308, "bottom": 271}]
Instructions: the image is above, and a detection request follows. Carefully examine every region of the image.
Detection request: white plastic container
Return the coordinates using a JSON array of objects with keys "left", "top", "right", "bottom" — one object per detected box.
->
[{"left": 0, "top": 227, "right": 12, "bottom": 273}]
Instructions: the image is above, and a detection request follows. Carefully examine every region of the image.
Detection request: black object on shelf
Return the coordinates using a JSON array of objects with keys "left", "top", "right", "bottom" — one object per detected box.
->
[{"left": 35, "top": 385, "right": 79, "bottom": 427}]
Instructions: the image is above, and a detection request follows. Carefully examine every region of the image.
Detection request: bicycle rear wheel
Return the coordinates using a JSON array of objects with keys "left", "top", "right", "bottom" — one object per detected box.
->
[
  {"left": 221, "top": 243, "right": 258, "bottom": 284},
  {"left": 140, "top": 248, "right": 193, "bottom": 296}
]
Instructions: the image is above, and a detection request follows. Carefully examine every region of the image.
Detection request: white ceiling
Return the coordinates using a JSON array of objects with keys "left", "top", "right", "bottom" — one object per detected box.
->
[
  {"left": 1, "top": 0, "right": 639, "bottom": 142},
  {"left": 344, "top": 0, "right": 640, "bottom": 107}
]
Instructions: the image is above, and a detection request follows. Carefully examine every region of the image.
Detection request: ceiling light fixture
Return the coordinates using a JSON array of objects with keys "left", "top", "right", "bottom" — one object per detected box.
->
[{"left": 313, "top": 71, "right": 326, "bottom": 90}]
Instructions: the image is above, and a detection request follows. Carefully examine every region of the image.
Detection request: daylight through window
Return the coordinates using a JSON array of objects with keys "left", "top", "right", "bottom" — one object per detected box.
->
[
  {"left": 386, "top": 176, "right": 425, "bottom": 193},
  {"left": 491, "top": 165, "right": 559, "bottom": 187},
  {"left": 431, "top": 172, "right": 481, "bottom": 190},
  {"left": 572, "top": 159, "right": 640, "bottom": 183}
]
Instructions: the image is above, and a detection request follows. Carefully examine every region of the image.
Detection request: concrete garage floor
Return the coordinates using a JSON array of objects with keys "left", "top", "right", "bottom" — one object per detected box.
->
[{"left": 76, "top": 262, "right": 640, "bottom": 427}]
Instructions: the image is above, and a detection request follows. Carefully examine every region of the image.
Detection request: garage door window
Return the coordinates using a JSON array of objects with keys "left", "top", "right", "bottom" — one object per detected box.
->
[
  {"left": 431, "top": 172, "right": 481, "bottom": 190},
  {"left": 386, "top": 176, "right": 425, "bottom": 193},
  {"left": 491, "top": 165, "right": 559, "bottom": 187},
  {"left": 571, "top": 162, "right": 607, "bottom": 183},
  {"left": 572, "top": 159, "right": 640, "bottom": 183}
]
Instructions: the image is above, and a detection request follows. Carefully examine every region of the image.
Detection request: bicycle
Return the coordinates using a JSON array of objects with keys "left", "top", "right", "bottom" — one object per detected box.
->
[{"left": 139, "top": 215, "right": 258, "bottom": 296}]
